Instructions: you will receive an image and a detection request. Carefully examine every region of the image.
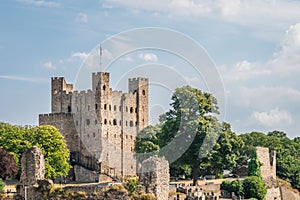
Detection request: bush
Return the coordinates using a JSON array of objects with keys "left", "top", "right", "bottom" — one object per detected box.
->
[
  {"left": 243, "top": 176, "right": 267, "bottom": 200},
  {"left": 125, "top": 177, "right": 138, "bottom": 195},
  {"left": 0, "top": 178, "right": 5, "bottom": 194}
]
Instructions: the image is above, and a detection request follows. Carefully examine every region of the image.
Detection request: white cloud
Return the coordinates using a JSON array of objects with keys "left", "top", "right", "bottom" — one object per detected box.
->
[
  {"left": 76, "top": 13, "right": 88, "bottom": 24},
  {"left": 0, "top": 75, "right": 47, "bottom": 83},
  {"left": 72, "top": 52, "right": 89, "bottom": 60},
  {"left": 253, "top": 108, "right": 292, "bottom": 127},
  {"left": 218, "top": 0, "right": 241, "bottom": 16},
  {"left": 43, "top": 61, "right": 56, "bottom": 70},
  {"left": 17, "top": 0, "right": 60, "bottom": 7},
  {"left": 138, "top": 53, "right": 158, "bottom": 62}
]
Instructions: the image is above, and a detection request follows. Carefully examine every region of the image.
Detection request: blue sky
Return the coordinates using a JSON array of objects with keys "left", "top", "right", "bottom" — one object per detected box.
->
[{"left": 1, "top": 0, "right": 300, "bottom": 138}]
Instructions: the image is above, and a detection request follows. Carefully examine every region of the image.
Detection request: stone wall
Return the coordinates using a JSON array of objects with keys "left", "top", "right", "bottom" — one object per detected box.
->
[{"left": 139, "top": 157, "right": 169, "bottom": 200}]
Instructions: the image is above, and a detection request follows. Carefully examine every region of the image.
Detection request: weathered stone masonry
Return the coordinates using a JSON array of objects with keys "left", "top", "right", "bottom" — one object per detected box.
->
[{"left": 39, "top": 72, "right": 149, "bottom": 181}]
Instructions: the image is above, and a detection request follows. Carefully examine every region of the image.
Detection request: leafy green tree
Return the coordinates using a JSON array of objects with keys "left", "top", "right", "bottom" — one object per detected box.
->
[
  {"left": 0, "top": 148, "right": 18, "bottom": 180},
  {"left": 0, "top": 123, "right": 71, "bottom": 179},
  {"left": 221, "top": 179, "right": 243, "bottom": 197},
  {"left": 242, "top": 176, "right": 267, "bottom": 200}
]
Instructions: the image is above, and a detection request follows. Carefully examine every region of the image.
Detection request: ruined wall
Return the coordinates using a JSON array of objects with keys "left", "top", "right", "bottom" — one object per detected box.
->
[
  {"left": 139, "top": 157, "right": 169, "bottom": 200},
  {"left": 74, "top": 165, "right": 100, "bottom": 183},
  {"left": 255, "top": 147, "right": 276, "bottom": 187},
  {"left": 266, "top": 187, "right": 281, "bottom": 200},
  {"left": 19, "top": 146, "right": 45, "bottom": 186}
]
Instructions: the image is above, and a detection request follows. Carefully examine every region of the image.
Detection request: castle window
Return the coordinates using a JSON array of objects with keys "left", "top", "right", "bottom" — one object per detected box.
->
[
  {"left": 87, "top": 134, "right": 89, "bottom": 138},
  {"left": 86, "top": 119, "right": 90, "bottom": 125},
  {"left": 113, "top": 119, "right": 117, "bottom": 126},
  {"left": 131, "top": 147, "right": 133, "bottom": 152},
  {"left": 126, "top": 121, "right": 128, "bottom": 126},
  {"left": 107, "top": 132, "right": 108, "bottom": 138},
  {"left": 77, "top": 106, "right": 78, "bottom": 111},
  {"left": 103, "top": 85, "right": 106, "bottom": 91},
  {"left": 88, "top": 105, "right": 90, "bottom": 111},
  {"left": 104, "top": 119, "right": 107, "bottom": 125},
  {"left": 135, "top": 121, "right": 137, "bottom": 126},
  {"left": 119, "top": 120, "right": 121, "bottom": 126},
  {"left": 114, "top": 105, "right": 116, "bottom": 111},
  {"left": 95, "top": 119, "right": 97, "bottom": 125},
  {"left": 126, "top": 135, "right": 128, "bottom": 139},
  {"left": 76, "top": 121, "right": 78, "bottom": 126},
  {"left": 95, "top": 104, "right": 98, "bottom": 110},
  {"left": 109, "top": 105, "right": 111, "bottom": 111},
  {"left": 104, "top": 104, "right": 107, "bottom": 110},
  {"left": 126, "top": 106, "right": 128, "bottom": 112},
  {"left": 114, "top": 134, "right": 116, "bottom": 138},
  {"left": 142, "top": 119, "right": 144, "bottom": 122},
  {"left": 142, "top": 90, "right": 145, "bottom": 95},
  {"left": 135, "top": 108, "right": 137, "bottom": 113},
  {"left": 93, "top": 132, "right": 95, "bottom": 137},
  {"left": 129, "top": 121, "right": 133, "bottom": 127},
  {"left": 130, "top": 107, "right": 134, "bottom": 113},
  {"left": 68, "top": 106, "right": 71, "bottom": 113},
  {"left": 119, "top": 106, "right": 121, "bottom": 111},
  {"left": 109, "top": 120, "right": 111, "bottom": 125}
]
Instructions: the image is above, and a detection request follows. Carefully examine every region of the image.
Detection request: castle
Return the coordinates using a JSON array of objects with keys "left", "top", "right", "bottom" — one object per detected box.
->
[{"left": 39, "top": 72, "right": 149, "bottom": 182}]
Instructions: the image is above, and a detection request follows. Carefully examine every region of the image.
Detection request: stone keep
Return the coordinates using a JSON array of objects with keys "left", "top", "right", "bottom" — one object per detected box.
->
[
  {"left": 20, "top": 146, "right": 45, "bottom": 186},
  {"left": 139, "top": 157, "right": 169, "bottom": 200},
  {"left": 39, "top": 72, "right": 149, "bottom": 181}
]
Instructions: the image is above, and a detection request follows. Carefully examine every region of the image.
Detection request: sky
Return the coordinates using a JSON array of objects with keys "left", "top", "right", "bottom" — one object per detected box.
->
[{"left": 1, "top": 0, "right": 300, "bottom": 138}]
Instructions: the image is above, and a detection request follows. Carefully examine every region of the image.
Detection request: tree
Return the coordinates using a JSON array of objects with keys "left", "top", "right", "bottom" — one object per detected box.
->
[
  {"left": 0, "top": 148, "right": 18, "bottom": 180},
  {"left": 136, "top": 86, "right": 221, "bottom": 185},
  {"left": 0, "top": 123, "right": 71, "bottom": 179},
  {"left": 242, "top": 176, "right": 267, "bottom": 200}
]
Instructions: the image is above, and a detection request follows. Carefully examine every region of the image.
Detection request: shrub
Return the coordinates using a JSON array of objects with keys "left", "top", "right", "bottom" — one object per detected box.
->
[
  {"left": 243, "top": 176, "right": 267, "bottom": 200},
  {"left": 0, "top": 178, "right": 5, "bottom": 194}
]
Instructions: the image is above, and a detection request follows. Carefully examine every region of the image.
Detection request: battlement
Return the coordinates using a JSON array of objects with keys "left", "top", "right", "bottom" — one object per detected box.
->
[
  {"left": 51, "top": 77, "right": 64, "bottom": 80},
  {"left": 128, "top": 77, "right": 148, "bottom": 82},
  {"left": 39, "top": 113, "right": 73, "bottom": 118},
  {"left": 92, "top": 72, "right": 110, "bottom": 76}
]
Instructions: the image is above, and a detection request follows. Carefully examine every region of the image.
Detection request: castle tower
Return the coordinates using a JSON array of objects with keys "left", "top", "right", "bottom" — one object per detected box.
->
[
  {"left": 128, "top": 78, "right": 149, "bottom": 131},
  {"left": 51, "top": 77, "right": 73, "bottom": 113}
]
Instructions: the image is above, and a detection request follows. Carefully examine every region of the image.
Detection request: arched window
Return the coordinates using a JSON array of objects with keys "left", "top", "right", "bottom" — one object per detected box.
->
[
  {"left": 113, "top": 119, "right": 117, "bottom": 126},
  {"left": 103, "top": 85, "right": 106, "bottom": 91},
  {"left": 104, "top": 104, "right": 107, "bottom": 110},
  {"left": 109, "top": 105, "right": 111, "bottom": 111},
  {"left": 130, "top": 107, "right": 134, "bottom": 113},
  {"left": 104, "top": 119, "right": 107, "bottom": 125},
  {"left": 67, "top": 105, "right": 71, "bottom": 113},
  {"left": 142, "top": 90, "right": 146, "bottom": 95},
  {"left": 114, "top": 105, "right": 116, "bottom": 111},
  {"left": 129, "top": 121, "right": 134, "bottom": 127},
  {"left": 86, "top": 119, "right": 90, "bottom": 125}
]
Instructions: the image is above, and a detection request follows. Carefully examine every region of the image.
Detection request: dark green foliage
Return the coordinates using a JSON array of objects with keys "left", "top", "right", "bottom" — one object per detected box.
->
[
  {"left": 248, "top": 152, "right": 262, "bottom": 178},
  {"left": 243, "top": 176, "right": 267, "bottom": 200},
  {"left": 0, "top": 123, "right": 71, "bottom": 179},
  {"left": 0, "top": 148, "right": 18, "bottom": 179},
  {"left": 221, "top": 179, "right": 243, "bottom": 197}
]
